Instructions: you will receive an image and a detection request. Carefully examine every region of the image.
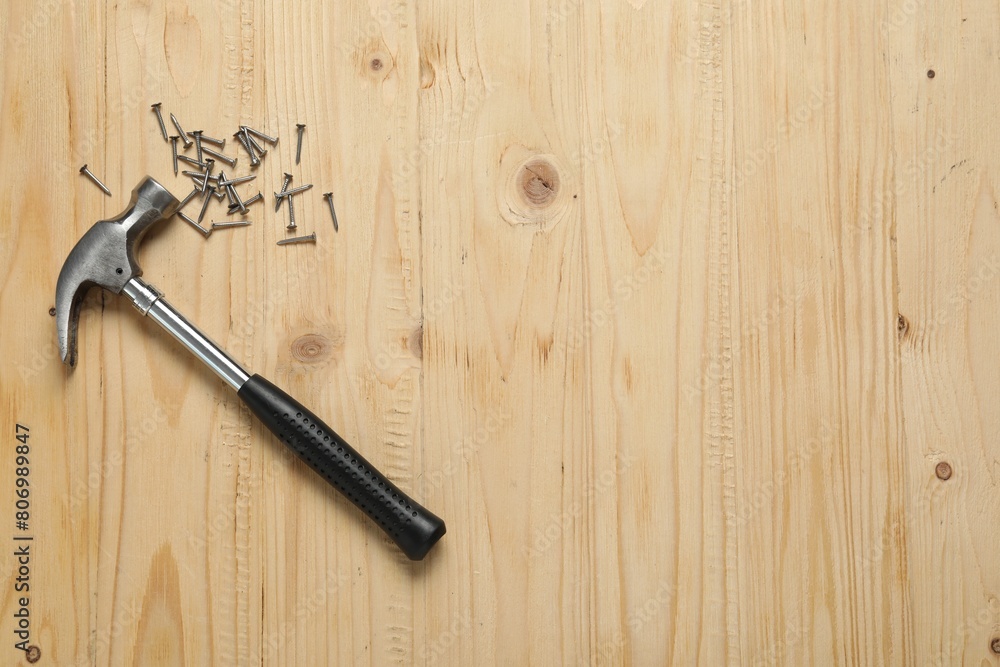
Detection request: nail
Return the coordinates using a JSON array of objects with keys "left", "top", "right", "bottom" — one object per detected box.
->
[
  {"left": 191, "top": 130, "right": 204, "bottom": 163},
  {"left": 244, "top": 131, "right": 267, "bottom": 158},
  {"left": 179, "top": 211, "right": 212, "bottom": 237},
  {"left": 275, "top": 172, "right": 293, "bottom": 211},
  {"left": 177, "top": 154, "right": 207, "bottom": 168},
  {"left": 178, "top": 188, "right": 201, "bottom": 211},
  {"left": 273, "top": 183, "right": 313, "bottom": 199},
  {"left": 200, "top": 159, "right": 215, "bottom": 194},
  {"left": 79, "top": 165, "right": 111, "bottom": 196},
  {"left": 169, "top": 113, "right": 192, "bottom": 148},
  {"left": 244, "top": 126, "right": 279, "bottom": 145},
  {"left": 228, "top": 192, "right": 262, "bottom": 213},
  {"left": 197, "top": 187, "right": 214, "bottom": 223},
  {"left": 200, "top": 145, "right": 237, "bottom": 167},
  {"left": 235, "top": 130, "right": 260, "bottom": 167},
  {"left": 212, "top": 220, "right": 252, "bottom": 229},
  {"left": 295, "top": 123, "right": 306, "bottom": 164},
  {"left": 277, "top": 232, "right": 317, "bottom": 246},
  {"left": 231, "top": 185, "right": 248, "bottom": 214},
  {"left": 199, "top": 134, "right": 226, "bottom": 148},
  {"left": 217, "top": 174, "right": 256, "bottom": 187},
  {"left": 151, "top": 103, "right": 168, "bottom": 141},
  {"left": 323, "top": 192, "right": 339, "bottom": 232},
  {"left": 218, "top": 171, "right": 234, "bottom": 207},
  {"left": 286, "top": 193, "right": 297, "bottom": 229},
  {"left": 169, "top": 136, "right": 180, "bottom": 175}
]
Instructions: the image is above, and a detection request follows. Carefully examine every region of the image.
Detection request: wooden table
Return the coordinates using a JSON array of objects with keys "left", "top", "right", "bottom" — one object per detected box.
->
[{"left": 1, "top": 1, "right": 998, "bottom": 665}]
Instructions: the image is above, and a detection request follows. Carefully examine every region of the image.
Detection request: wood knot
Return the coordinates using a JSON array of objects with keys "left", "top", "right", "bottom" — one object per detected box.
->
[
  {"left": 935, "top": 461, "right": 952, "bottom": 481},
  {"left": 25, "top": 645, "right": 41, "bottom": 663},
  {"left": 991, "top": 637, "right": 1000, "bottom": 655},
  {"left": 517, "top": 158, "right": 560, "bottom": 208},
  {"left": 498, "top": 148, "right": 572, "bottom": 229},
  {"left": 290, "top": 334, "right": 334, "bottom": 363},
  {"left": 370, "top": 57, "right": 383, "bottom": 71},
  {"left": 407, "top": 326, "right": 423, "bottom": 360},
  {"left": 896, "top": 314, "right": 909, "bottom": 339}
]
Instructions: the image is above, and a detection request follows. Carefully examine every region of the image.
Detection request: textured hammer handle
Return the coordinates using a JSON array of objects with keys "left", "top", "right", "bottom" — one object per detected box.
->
[{"left": 238, "top": 374, "right": 446, "bottom": 560}]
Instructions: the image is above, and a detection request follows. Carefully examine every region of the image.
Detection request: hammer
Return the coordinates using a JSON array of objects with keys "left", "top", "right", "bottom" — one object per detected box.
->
[{"left": 56, "top": 177, "right": 445, "bottom": 560}]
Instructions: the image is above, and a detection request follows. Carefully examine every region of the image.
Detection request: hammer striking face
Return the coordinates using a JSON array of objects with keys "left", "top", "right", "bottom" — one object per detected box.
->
[{"left": 55, "top": 176, "right": 445, "bottom": 560}]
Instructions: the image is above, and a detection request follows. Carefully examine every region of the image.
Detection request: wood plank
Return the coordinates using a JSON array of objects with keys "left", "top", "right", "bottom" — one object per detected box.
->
[
  {"left": 888, "top": 1, "right": 1000, "bottom": 664},
  {"left": 0, "top": 0, "right": 998, "bottom": 665}
]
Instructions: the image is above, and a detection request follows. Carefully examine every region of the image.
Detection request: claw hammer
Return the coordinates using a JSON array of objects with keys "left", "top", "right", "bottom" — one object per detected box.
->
[{"left": 56, "top": 177, "right": 446, "bottom": 560}]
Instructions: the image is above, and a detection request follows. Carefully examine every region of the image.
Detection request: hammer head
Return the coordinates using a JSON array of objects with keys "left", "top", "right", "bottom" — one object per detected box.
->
[{"left": 56, "top": 177, "right": 180, "bottom": 366}]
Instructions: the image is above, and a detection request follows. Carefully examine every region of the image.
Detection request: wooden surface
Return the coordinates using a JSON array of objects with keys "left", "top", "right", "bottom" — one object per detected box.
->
[{"left": 1, "top": 0, "right": 999, "bottom": 665}]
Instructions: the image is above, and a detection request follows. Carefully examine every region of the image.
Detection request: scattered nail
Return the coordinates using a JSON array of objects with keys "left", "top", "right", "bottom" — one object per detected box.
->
[
  {"left": 323, "top": 192, "right": 339, "bottom": 232},
  {"left": 151, "top": 103, "right": 168, "bottom": 141},
  {"left": 295, "top": 123, "right": 306, "bottom": 164},
  {"left": 277, "top": 232, "right": 316, "bottom": 246},
  {"left": 212, "top": 220, "right": 252, "bottom": 229},
  {"left": 170, "top": 113, "right": 193, "bottom": 148},
  {"left": 79, "top": 165, "right": 111, "bottom": 196},
  {"left": 273, "top": 183, "right": 313, "bottom": 199},
  {"left": 179, "top": 211, "right": 212, "bottom": 237}
]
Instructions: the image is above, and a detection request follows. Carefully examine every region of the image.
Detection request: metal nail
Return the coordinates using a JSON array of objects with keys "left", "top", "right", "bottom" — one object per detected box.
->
[
  {"left": 235, "top": 130, "right": 260, "bottom": 167},
  {"left": 217, "top": 174, "right": 256, "bottom": 187},
  {"left": 286, "top": 193, "right": 297, "bottom": 230},
  {"left": 179, "top": 211, "right": 212, "bottom": 237},
  {"left": 192, "top": 130, "right": 204, "bottom": 163},
  {"left": 213, "top": 188, "right": 226, "bottom": 201},
  {"left": 197, "top": 187, "right": 214, "bottom": 223},
  {"left": 170, "top": 113, "right": 193, "bottom": 148},
  {"left": 151, "top": 103, "right": 168, "bottom": 141},
  {"left": 244, "top": 126, "right": 279, "bottom": 145},
  {"left": 231, "top": 185, "right": 248, "bottom": 215},
  {"left": 201, "top": 145, "right": 237, "bottom": 167},
  {"left": 228, "top": 192, "right": 262, "bottom": 213},
  {"left": 177, "top": 154, "right": 207, "bottom": 168},
  {"left": 273, "top": 183, "right": 313, "bottom": 199},
  {"left": 218, "top": 171, "right": 235, "bottom": 207},
  {"left": 277, "top": 232, "right": 317, "bottom": 246},
  {"left": 199, "top": 134, "right": 226, "bottom": 148},
  {"left": 295, "top": 123, "right": 306, "bottom": 164},
  {"left": 323, "top": 192, "right": 339, "bottom": 232},
  {"left": 244, "top": 131, "right": 267, "bottom": 158},
  {"left": 200, "top": 159, "right": 215, "bottom": 194},
  {"left": 275, "top": 173, "right": 293, "bottom": 211},
  {"left": 79, "top": 165, "right": 111, "bottom": 196},
  {"left": 169, "top": 135, "right": 180, "bottom": 175},
  {"left": 178, "top": 188, "right": 201, "bottom": 211},
  {"left": 212, "top": 220, "right": 252, "bottom": 229}
]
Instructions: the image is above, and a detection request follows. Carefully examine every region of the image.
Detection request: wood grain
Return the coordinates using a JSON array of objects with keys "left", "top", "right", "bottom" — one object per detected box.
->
[{"left": 0, "top": 0, "right": 997, "bottom": 665}]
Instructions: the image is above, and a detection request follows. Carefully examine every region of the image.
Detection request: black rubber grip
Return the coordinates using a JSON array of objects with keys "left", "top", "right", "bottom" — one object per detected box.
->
[{"left": 237, "top": 374, "right": 445, "bottom": 560}]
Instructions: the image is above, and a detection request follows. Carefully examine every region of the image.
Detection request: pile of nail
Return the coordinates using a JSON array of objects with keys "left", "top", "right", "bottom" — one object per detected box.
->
[{"left": 145, "top": 103, "right": 338, "bottom": 245}]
